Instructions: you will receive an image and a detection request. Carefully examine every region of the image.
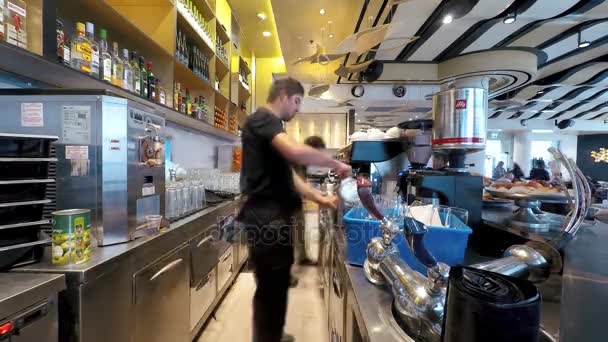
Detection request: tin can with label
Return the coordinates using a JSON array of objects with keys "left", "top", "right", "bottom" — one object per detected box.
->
[{"left": 51, "top": 209, "right": 92, "bottom": 265}]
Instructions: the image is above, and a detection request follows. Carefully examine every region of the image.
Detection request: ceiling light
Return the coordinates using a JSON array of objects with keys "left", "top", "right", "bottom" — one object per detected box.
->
[
  {"left": 320, "top": 8, "right": 326, "bottom": 15},
  {"left": 532, "top": 129, "right": 554, "bottom": 134},
  {"left": 329, "top": 34, "right": 334, "bottom": 39},
  {"left": 537, "top": 90, "right": 544, "bottom": 95},
  {"left": 442, "top": 15, "right": 453, "bottom": 24},
  {"left": 503, "top": 12, "right": 516, "bottom": 24},
  {"left": 578, "top": 30, "right": 591, "bottom": 48},
  {"left": 257, "top": 12, "right": 267, "bottom": 20},
  {"left": 297, "top": 57, "right": 302, "bottom": 61},
  {"left": 262, "top": 31, "right": 271, "bottom": 37},
  {"left": 487, "top": 129, "right": 503, "bottom": 132}
]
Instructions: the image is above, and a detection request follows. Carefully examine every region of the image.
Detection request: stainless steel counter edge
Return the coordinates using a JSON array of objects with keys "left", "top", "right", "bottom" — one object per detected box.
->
[
  {"left": 332, "top": 229, "right": 415, "bottom": 342},
  {"left": 13, "top": 198, "right": 242, "bottom": 284},
  {"left": 0, "top": 273, "right": 66, "bottom": 319}
]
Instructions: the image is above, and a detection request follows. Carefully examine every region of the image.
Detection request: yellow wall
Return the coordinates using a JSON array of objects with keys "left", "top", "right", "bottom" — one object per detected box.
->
[{"left": 254, "top": 57, "right": 286, "bottom": 110}]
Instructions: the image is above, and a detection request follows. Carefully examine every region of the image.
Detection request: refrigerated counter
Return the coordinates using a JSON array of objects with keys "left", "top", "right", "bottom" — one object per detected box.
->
[{"left": 12, "top": 198, "right": 247, "bottom": 342}]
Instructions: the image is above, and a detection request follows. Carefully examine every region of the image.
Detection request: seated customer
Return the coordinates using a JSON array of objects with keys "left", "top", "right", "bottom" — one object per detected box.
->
[{"left": 529, "top": 159, "right": 550, "bottom": 181}]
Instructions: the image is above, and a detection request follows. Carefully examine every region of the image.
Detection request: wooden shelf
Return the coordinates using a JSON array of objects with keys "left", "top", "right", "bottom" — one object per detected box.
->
[
  {"left": 190, "top": 0, "right": 216, "bottom": 21},
  {"left": 215, "top": 90, "right": 230, "bottom": 108},
  {"left": 215, "top": 56, "right": 230, "bottom": 77},
  {"left": 174, "top": 60, "right": 214, "bottom": 92},
  {"left": 176, "top": 2, "right": 215, "bottom": 53},
  {"left": 216, "top": 21, "right": 230, "bottom": 44},
  {"left": 0, "top": 42, "right": 238, "bottom": 141},
  {"left": 239, "top": 56, "right": 251, "bottom": 75}
]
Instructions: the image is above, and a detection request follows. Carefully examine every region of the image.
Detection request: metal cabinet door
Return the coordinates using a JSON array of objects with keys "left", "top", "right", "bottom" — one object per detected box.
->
[
  {"left": 190, "top": 268, "right": 217, "bottom": 332},
  {"left": 216, "top": 247, "right": 233, "bottom": 293},
  {"left": 190, "top": 226, "right": 219, "bottom": 289},
  {"left": 134, "top": 245, "right": 190, "bottom": 342}
]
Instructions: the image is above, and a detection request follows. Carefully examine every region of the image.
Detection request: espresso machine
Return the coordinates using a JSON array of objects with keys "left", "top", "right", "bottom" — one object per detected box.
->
[
  {"left": 398, "top": 88, "right": 486, "bottom": 229},
  {"left": 0, "top": 90, "right": 165, "bottom": 246}
]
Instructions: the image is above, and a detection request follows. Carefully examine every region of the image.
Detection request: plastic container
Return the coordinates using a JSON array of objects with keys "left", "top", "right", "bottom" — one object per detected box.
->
[
  {"left": 145, "top": 215, "right": 162, "bottom": 233},
  {"left": 343, "top": 207, "right": 473, "bottom": 274}
]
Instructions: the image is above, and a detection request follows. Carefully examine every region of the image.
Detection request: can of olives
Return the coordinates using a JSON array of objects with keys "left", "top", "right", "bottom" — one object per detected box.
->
[{"left": 51, "top": 209, "right": 92, "bottom": 265}]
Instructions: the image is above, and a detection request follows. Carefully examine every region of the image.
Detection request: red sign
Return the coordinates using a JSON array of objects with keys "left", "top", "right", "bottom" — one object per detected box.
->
[{"left": 455, "top": 99, "right": 467, "bottom": 110}]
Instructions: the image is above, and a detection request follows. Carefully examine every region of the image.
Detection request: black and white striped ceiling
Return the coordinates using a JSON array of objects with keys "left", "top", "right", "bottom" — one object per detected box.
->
[{"left": 341, "top": 0, "right": 608, "bottom": 121}]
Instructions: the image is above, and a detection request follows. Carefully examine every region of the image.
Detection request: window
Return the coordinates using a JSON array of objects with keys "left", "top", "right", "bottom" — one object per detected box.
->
[
  {"left": 485, "top": 140, "right": 504, "bottom": 178},
  {"left": 531, "top": 140, "right": 555, "bottom": 168}
]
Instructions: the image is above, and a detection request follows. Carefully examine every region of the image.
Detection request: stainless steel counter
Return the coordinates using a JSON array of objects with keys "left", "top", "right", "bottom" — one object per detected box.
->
[
  {"left": 0, "top": 273, "right": 65, "bottom": 319},
  {"left": 14, "top": 200, "right": 240, "bottom": 284}
]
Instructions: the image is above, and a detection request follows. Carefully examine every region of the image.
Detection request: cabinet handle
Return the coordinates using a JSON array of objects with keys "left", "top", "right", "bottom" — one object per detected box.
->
[
  {"left": 220, "top": 253, "right": 231, "bottom": 263},
  {"left": 333, "top": 271, "right": 343, "bottom": 299},
  {"left": 196, "top": 235, "right": 214, "bottom": 248},
  {"left": 149, "top": 259, "right": 183, "bottom": 281}
]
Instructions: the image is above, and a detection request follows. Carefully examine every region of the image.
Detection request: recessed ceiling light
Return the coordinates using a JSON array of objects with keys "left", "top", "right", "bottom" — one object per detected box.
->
[
  {"left": 320, "top": 8, "right": 326, "bottom": 15},
  {"left": 532, "top": 129, "right": 554, "bottom": 134},
  {"left": 297, "top": 57, "right": 302, "bottom": 61},
  {"left": 257, "top": 12, "right": 267, "bottom": 20},
  {"left": 442, "top": 15, "right": 453, "bottom": 24},
  {"left": 537, "top": 90, "right": 544, "bottom": 95},
  {"left": 329, "top": 34, "right": 334, "bottom": 39},
  {"left": 578, "top": 30, "right": 591, "bottom": 48},
  {"left": 262, "top": 31, "right": 271, "bottom": 37},
  {"left": 503, "top": 12, "right": 516, "bottom": 24}
]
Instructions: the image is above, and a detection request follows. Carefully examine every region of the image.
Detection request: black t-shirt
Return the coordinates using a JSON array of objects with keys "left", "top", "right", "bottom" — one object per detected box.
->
[{"left": 239, "top": 108, "right": 301, "bottom": 215}]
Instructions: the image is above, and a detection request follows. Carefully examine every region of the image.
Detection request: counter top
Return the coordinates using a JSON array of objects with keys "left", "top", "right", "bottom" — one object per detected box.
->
[
  {"left": 13, "top": 199, "right": 241, "bottom": 284},
  {"left": 0, "top": 273, "right": 65, "bottom": 319},
  {"left": 332, "top": 207, "right": 570, "bottom": 342}
]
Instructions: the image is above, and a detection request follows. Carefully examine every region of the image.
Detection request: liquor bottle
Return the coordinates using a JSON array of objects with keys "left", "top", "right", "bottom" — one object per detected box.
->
[
  {"left": 130, "top": 51, "right": 141, "bottom": 95},
  {"left": 111, "top": 42, "right": 123, "bottom": 88},
  {"left": 99, "top": 29, "right": 112, "bottom": 83},
  {"left": 56, "top": 19, "right": 64, "bottom": 63},
  {"left": 185, "top": 88, "right": 192, "bottom": 115},
  {"left": 176, "top": 30, "right": 181, "bottom": 63},
  {"left": 63, "top": 34, "right": 71, "bottom": 66},
  {"left": 85, "top": 22, "right": 99, "bottom": 78},
  {"left": 147, "top": 62, "right": 155, "bottom": 100},
  {"left": 174, "top": 83, "right": 180, "bottom": 111},
  {"left": 180, "top": 97, "right": 186, "bottom": 114},
  {"left": 158, "top": 79, "right": 166, "bottom": 105},
  {"left": 70, "top": 22, "right": 92, "bottom": 74},
  {"left": 122, "top": 49, "right": 132, "bottom": 91},
  {"left": 139, "top": 56, "right": 148, "bottom": 98}
]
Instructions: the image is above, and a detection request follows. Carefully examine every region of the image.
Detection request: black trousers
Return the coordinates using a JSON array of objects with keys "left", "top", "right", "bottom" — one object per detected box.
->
[
  {"left": 252, "top": 263, "right": 292, "bottom": 342},
  {"left": 240, "top": 204, "right": 296, "bottom": 342}
]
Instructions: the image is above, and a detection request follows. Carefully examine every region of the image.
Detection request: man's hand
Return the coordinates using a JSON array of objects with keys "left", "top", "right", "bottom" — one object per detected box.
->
[
  {"left": 333, "top": 161, "right": 352, "bottom": 179},
  {"left": 316, "top": 193, "right": 339, "bottom": 209}
]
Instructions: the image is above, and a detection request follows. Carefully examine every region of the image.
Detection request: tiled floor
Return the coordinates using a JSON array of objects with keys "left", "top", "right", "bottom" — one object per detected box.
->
[
  {"left": 197, "top": 266, "right": 328, "bottom": 342},
  {"left": 197, "top": 211, "right": 327, "bottom": 342}
]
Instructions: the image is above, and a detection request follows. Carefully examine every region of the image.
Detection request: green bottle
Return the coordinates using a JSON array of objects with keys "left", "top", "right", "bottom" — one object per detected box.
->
[{"left": 139, "top": 56, "right": 147, "bottom": 98}]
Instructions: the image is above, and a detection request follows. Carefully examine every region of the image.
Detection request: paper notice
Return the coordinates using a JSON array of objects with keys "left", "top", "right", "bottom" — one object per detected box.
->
[
  {"left": 62, "top": 105, "right": 91, "bottom": 144},
  {"left": 21, "top": 103, "right": 44, "bottom": 127},
  {"left": 65, "top": 145, "right": 89, "bottom": 160}
]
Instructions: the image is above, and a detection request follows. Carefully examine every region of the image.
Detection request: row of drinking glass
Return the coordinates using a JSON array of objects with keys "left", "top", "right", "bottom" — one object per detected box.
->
[
  {"left": 186, "top": 169, "right": 240, "bottom": 193},
  {"left": 166, "top": 180, "right": 206, "bottom": 221}
]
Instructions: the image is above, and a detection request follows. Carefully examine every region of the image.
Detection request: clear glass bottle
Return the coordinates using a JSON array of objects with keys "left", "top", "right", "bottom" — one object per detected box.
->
[
  {"left": 158, "top": 79, "right": 166, "bottom": 105},
  {"left": 70, "top": 22, "right": 92, "bottom": 74},
  {"left": 111, "top": 42, "right": 124, "bottom": 88},
  {"left": 130, "top": 51, "right": 141, "bottom": 96},
  {"left": 122, "top": 49, "right": 132, "bottom": 91},
  {"left": 99, "top": 29, "right": 112, "bottom": 83},
  {"left": 63, "top": 34, "right": 71, "bottom": 66},
  {"left": 85, "top": 22, "right": 99, "bottom": 78},
  {"left": 56, "top": 19, "right": 64, "bottom": 63},
  {"left": 139, "top": 56, "right": 148, "bottom": 98}
]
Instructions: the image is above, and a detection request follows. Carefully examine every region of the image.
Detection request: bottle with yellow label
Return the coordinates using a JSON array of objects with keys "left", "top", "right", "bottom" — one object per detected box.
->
[{"left": 70, "top": 22, "right": 92, "bottom": 75}]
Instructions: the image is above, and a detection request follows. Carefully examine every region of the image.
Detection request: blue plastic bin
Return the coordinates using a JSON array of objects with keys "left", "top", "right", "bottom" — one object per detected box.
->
[{"left": 343, "top": 207, "right": 473, "bottom": 274}]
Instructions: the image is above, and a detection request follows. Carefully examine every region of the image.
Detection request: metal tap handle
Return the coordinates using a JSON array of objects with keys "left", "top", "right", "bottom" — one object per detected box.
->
[
  {"left": 403, "top": 216, "right": 438, "bottom": 269},
  {"left": 356, "top": 177, "right": 385, "bottom": 221}
]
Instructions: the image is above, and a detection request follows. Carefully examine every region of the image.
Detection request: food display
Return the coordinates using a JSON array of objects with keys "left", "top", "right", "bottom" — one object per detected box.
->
[
  {"left": 488, "top": 181, "right": 561, "bottom": 195},
  {"left": 51, "top": 209, "right": 92, "bottom": 265}
]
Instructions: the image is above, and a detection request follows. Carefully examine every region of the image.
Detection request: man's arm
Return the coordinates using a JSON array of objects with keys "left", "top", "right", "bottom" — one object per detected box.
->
[
  {"left": 272, "top": 133, "right": 351, "bottom": 177},
  {"left": 292, "top": 171, "right": 337, "bottom": 209}
]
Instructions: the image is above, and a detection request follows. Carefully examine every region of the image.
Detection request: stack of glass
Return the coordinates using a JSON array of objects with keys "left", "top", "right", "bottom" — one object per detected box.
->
[{"left": 165, "top": 169, "right": 207, "bottom": 221}]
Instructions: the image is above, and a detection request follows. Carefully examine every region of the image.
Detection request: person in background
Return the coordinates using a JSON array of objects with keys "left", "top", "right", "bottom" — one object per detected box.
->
[
  {"left": 238, "top": 77, "right": 351, "bottom": 342},
  {"left": 492, "top": 161, "right": 507, "bottom": 179},
  {"left": 293, "top": 136, "right": 326, "bottom": 267},
  {"left": 548, "top": 160, "right": 562, "bottom": 184},
  {"left": 508, "top": 163, "right": 525, "bottom": 182},
  {"left": 530, "top": 159, "right": 551, "bottom": 181}
]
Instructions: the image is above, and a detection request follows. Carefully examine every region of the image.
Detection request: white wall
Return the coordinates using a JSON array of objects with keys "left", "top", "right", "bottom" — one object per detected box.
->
[
  {"left": 165, "top": 122, "right": 239, "bottom": 169},
  {"left": 510, "top": 131, "right": 578, "bottom": 179},
  {"left": 513, "top": 132, "right": 533, "bottom": 176}
]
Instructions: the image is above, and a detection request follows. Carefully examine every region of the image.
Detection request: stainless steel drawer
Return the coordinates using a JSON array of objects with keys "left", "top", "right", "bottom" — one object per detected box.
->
[
  {"left": 190, "top": 226, "right": 219, "bottom": 289},
  {"left": 190, "top": 268, "right": 217, "bottom": 332},
  {"left": 133, "top": 245, "right": 190, "bottom": 342},
  {"left": 216, "top": 246, "right": 233, "bottom": 293}
]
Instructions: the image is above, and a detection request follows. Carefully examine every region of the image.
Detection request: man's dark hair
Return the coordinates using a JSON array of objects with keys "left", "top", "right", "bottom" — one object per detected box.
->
[
  {"left": 304, "top": 136, "right": 326, "bottom": 149},
  {"left": 267, "top": 77, "right": 305, "bottom": 103}
]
